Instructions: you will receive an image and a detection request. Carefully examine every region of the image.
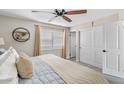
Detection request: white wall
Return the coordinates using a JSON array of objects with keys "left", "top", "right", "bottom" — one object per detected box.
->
[
  {"left": 0, "top": 15, "right": 69, "bottom": 57},
  {"left": 0, "top": 16, "right": 35, "bottom": 56},
  {"left": 70, "top": 14, "right": 119, "bottom": 31}
]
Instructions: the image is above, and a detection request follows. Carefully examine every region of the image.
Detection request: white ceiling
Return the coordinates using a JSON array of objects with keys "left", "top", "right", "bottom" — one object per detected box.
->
[{"left": 0, "top": 9, "right": 123, "bottom": 27}]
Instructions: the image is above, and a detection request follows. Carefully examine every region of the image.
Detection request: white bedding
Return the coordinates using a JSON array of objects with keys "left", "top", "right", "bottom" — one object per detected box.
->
[{"left": 0, "top": 47, "right": 18, "bottom": 84}]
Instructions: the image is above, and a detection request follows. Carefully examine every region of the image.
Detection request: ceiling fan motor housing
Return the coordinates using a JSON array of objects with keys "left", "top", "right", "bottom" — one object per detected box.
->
[{"left": 55, "top": 9, "right": 65, "bottom": 16}]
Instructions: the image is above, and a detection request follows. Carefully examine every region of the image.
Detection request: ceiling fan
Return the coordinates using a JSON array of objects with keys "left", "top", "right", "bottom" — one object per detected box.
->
[{"left": 32, "top": 9, "right": 87, "bottom": 22}]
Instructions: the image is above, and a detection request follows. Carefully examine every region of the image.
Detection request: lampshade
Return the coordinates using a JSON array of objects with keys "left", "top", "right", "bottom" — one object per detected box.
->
[{"left": 0, "top": 37, "right": 5, "bottom": 45}]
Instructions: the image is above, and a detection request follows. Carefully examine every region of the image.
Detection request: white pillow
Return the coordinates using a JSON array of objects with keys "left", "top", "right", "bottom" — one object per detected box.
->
[
  {"left": 0, "top": 47, "right": 18, "bottom": 84},
  {"left": 0, "top": 49, "right": 11, "bottom": 66},
  {"left": 0, "top": 47, "right": 19, "bottom": 66},
  {"left": 9, "top": 47, "right": 19, "bottom": 59}
]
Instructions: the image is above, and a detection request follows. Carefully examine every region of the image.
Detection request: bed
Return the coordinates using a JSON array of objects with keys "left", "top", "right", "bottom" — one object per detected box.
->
[
  {"left": 19, "top": 54, "right": 108, "bottom": 84},
  {"left": 0, "top": 47, "right": 108, "bottom": 84}
]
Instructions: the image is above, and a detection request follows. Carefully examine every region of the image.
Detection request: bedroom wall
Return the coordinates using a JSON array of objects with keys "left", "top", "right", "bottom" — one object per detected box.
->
[
  {"left": 70, "top": 14, "right": 119, "bottom": 31},
  {"left": 0, "top": 15, "right": 69, "bottom": 57}
]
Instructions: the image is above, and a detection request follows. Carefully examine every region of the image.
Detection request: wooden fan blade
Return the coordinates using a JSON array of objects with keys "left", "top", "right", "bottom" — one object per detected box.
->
[
  {"left": 65, "top": 10, "right": 87, "bottom": 15},
  {"left": 63, "top": 16, "right": 72, "bottom": 22}
]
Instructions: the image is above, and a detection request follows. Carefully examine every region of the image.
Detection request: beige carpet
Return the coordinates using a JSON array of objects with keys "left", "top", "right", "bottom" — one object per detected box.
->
[{"left": 70, "top": 58, "right": 124, "bottom": 84}]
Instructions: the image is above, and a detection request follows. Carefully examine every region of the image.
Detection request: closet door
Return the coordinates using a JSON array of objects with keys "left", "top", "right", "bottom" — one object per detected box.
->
[
  {"left": 80, "top": 29, "right": 94, "bottom": 65},
  {"left": 103, "top": 22, "right": 124, "bottom": 78},
  {"left": 93, "top": 26, "right": 103, "bottom": 68},
  {"left": 80, "top": 27, "right": 103, "bottom": 68}
]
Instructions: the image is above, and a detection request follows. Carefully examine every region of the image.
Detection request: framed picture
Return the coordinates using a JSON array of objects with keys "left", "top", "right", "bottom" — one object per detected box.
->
[{"left": 12, "top": 27, "right": 30, "bottom": 42}]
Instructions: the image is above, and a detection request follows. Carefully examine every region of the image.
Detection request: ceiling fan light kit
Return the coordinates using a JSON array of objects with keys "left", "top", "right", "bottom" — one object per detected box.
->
[{"left": 32, "top": 9, "right": 87, "bottom": 22}]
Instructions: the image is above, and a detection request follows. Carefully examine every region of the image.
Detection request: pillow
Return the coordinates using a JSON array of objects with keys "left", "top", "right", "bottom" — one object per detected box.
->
[
  {"left": 9, "top": 47, "right": 19, "bottom": 59},
  {"left": 0, "top": 49, "right": 10, "bottom": 66},
  {"left": 0, "top": 47, "right": 19, "bottom": 66},
  {"left": 0, "top": 47, "right": 18, "bottom": 84},
  {"left": 16, "top": 53, "right": 33, "bottom": 79}
]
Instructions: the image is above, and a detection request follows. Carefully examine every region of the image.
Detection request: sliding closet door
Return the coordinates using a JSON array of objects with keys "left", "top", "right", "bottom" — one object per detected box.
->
[
  {"left": 93, "top": 26, "right": 103, "bottom": 68},
  {"left": 80, "top": 28, "right": 94, "bottom": 65},
  {"left": 80, "top": 26, "right": 103, "bottom": 68}
]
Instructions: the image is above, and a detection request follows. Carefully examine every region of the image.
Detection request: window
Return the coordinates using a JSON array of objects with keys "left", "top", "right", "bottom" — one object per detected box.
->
[
  {"left": 53, "top": 31, "right": 63, "bottom": 49},
  {"left": 40, "top": 27, "right": 64, "bottom": 50}
]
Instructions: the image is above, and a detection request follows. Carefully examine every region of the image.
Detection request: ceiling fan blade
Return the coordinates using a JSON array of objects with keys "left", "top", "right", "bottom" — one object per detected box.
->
[
  {"left": 62, "top": 16, "right": 72, "bottom": 22},
  {"left": 32, "top": 10, "right": 56, "bottom": 15},
  {"left": 48, "top": 16, "right": 58, "bottom": 22},
  {"left": 65, "top": 10, "right": 87, "bottom": 15}
]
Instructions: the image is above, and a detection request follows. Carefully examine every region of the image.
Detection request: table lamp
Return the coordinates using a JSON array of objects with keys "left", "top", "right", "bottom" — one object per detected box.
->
[{"left": 0, "top": 37, "right": 4, "bottom": 46}]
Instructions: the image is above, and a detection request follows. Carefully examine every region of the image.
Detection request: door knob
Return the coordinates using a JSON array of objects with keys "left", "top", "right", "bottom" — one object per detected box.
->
[{"left": 102, "top": 50, "right": 107, "bottom": 52}]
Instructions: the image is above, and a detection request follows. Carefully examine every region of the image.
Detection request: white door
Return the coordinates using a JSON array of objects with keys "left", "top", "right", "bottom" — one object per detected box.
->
[
  {"left": 80, "top": 28, "right": 95, "bottom": 66},
  {"left": 93, "top": 26, "right": 103, "bottom": 68},
  {"left": 80, "top": 27, "right": 103, "bottom": 68},
  {"left": 103, "top": 22, "right": 124, "bottom": 78},
  {"left": 70, "top": 32, "right": 76, "bottom": 58}
]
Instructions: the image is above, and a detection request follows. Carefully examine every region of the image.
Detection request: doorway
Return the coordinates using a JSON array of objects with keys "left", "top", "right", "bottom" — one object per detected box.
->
[{"left": 70, "top": 32, "right": 76, "bottom": 59}]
